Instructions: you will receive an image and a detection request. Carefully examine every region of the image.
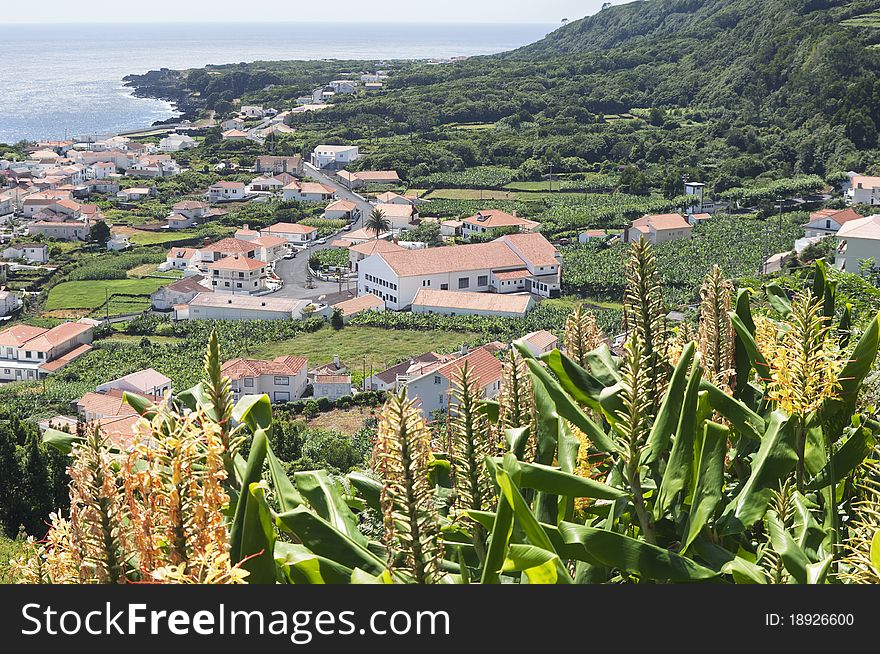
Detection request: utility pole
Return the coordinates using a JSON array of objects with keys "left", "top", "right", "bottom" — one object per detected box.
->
[{"left": 548, "top": 162, "right": 554, "bottom": 192}]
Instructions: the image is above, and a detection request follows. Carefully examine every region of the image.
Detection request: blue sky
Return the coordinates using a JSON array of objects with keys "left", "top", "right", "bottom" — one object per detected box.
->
[{"left": 1, "top": 0, "right": 630, "bottom": 24}]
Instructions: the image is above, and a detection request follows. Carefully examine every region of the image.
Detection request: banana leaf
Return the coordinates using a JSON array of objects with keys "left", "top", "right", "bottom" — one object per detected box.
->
[
  {"left": 275, "top": 542, "right": 354, "bottom": 584},
  {"left": 347, "top": 471, "right": 382, "bottom": 512},
  {"left": 295, "top": 470, "right": 368, "bottom": 547},
  {"left": 764, "top": 283, "right": 792, "bottom": 317},
  {"left": 700, "top": 379, "right": 765, "bottom": 442},
  {"left": 229, "top": 428, "right": 268, "bottom": 563},
  {"left": 682, "top": 421, "right": 729, "bottom": 553},
  {"left": 730, "top": 312, "right": 770, "bottom": 387},
  {"left": 504, "top": 458, "right": 626, "bottom": 500},
  {"left": 558, "top": 523, "right": 718, "bottom": 582},
  {"left": 644, "top": 342, "right": 695, "bottom": 465},
  {"left": 42, "top": 427, "right": 84, "bottom": 454},
  {"left": 233, "top": 393, "right": 274, "bottom": 434},
  {"left": 502, "top": 544, "right": 562, "bottom": 584},
  {"left": 732, "top": 288, "right": 757, "bottom": 400},
  {"left": 238, "top": 482, "right": 277, "bottom": 584},
  {"left": 538, "top": 349, "right": 608, "bottom": 412}
]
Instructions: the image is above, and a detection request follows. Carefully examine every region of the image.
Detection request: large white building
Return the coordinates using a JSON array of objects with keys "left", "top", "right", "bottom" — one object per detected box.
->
[
  {"left": 261, "top": 222, "right": 318, "bottom": 245},
  {"left": 0, "top": 321, "right": 94, "bottom": 382},
  {"left": 282, "top": 181, "right": 336, "bottom": 203},
  {"left": 461, "top": 210, "right": 540, "bottom": 241},
  {"left": 356, "top": 232, "right": 561, "bottom": 310},
  {"left": 847, "top": 175, "right": 880, "bottom": 206},
  {"left": 222, "top": 355, "right": 308, "bottom": 404},
  {"left": 310, "top": 145, "right": 360, "bottom": 170},
  {"left": 175, "top": 293, "right": 310, "bottom": 321},
  {"left": 835, "top": 214, "right": 880, "bottom": 273}
]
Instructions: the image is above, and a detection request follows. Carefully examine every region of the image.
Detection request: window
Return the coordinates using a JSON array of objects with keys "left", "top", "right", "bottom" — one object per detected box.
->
[
  {"left": 434, "top": 376, "right": 441, "bottom": 384},
  {"left": 458, "top": 277, "right": 469, "bottom": 289},
  {"left": 244, "top": 378, "right": 254, "bottom": 388},
  {"left": 826, "top": 220, "right": 832, "bottom": 229},
  {"left": 441, "top": 284, "right": 448, "bottom": 290},
  {"left": 25, "top": 351, "right": 32, "bottom": 359},
  {"left": 422, "top": 279, "right": 430, "bottom": 286},
  {"left": 236, "top": 283, "right": 242, "bottom": 288},
  {"left": 274, "top": 376, "right": 289, "bottom": 385},
  {"left": 224, "top": 282, "right": 230, "bottom": 287},
  {"left": 477, "top": 275, "right": 488, "bottom": 286}
]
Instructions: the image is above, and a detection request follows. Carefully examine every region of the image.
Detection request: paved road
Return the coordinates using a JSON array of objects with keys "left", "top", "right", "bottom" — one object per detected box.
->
[{"left": 304, "top": 162, "right": 372, "bottom": 231}]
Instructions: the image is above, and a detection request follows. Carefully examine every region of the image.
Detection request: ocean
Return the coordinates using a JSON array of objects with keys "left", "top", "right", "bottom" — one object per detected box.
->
[{"left": 0, "top": 22, "right": 553, "bottom": 144}]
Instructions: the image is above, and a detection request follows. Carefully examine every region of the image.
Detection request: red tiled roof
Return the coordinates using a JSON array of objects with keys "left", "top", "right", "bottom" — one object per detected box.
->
[
  {"left": 434, "top": 346, "right": 502, "bottom": 389},
  {"left": 221, "top": 355, "right": 307, "bottom": 381}
]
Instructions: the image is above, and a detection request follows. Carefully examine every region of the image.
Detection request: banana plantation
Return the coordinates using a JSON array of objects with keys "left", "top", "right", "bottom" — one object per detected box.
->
[{"left": 11, "top": 239, "right": 880, "bottom": 585}]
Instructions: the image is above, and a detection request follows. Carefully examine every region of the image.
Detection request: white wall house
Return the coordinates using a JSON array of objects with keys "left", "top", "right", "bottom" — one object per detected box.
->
[
  {"left": 804, "top": 208, "right": 864, "bottom": 238},
  {"left": 312, "top": 374, "right": 353, "bottom": 400},
  {"left": 207, "top": 255, "right": 267, "bottom": 294},
  {"left": 461, "top": 210, "right": 540, "bottom": 241},
  {"left": 625, "top": 213, "right": 692, "bottom": 245},
  {"left": 222, "top": 356, "right": 308, "bottom": 404},
  {"left": 282, "top": 181, "right": 336, "bottom": 203},
  {"left": 205, "top": 181, "right": 246, "bottom": 202},
  {"left": 3, "top": 243, "right": 48, "bottom": 263},
  {"left": 847, "top": 175, "right": 880, "bottom": 205},
  {"left": 357, "top": 232, "right": 562, "bottom": 310},
  {"left": 261, "top": 222, "right": 318, "bottom": 245},
  {"left": 403, "top": 346, "right": 502, "bottom": 418},
  {"left": 151, "top": 275, "right": 212, "bottom": 310},
  {"left": 0, "top": 290, "right": 21, "bottom": 317},
  {"left": 835, "top": 214, "right": 880, "bottom": 273},
  {"left": 96, "top": 368, "right": 172, "bottom": 397},
  {"left": 310, "top": 145, "right": 360, "bottom": 170},
  {"left": 0, "top": 321, "right": 94, "bottom": 382},
  {"left": 176, "top": 293, "right": 310, "bottom": 321},
  {"left": 159, "top": 134, "right": 196, "bottom": 152}
]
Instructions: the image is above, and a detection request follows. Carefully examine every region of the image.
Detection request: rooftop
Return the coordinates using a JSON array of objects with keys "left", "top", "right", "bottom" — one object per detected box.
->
[
  {"left": 412, "top": 289, "right": 534, "bottom": 315},
  {"left": 348, "top": 239, "right": 406, "bottom": 256},
  {"left": 264, "top": 222, "right": 317, "bottom": 235},
  {"left": 633, "top": 213, "right": 692, "bottom": 231},
  {"left": 221, "top": 355, "right": 308, "bottom": 381},
  {"left": 433, "top": 346, "right": 503, "bottom": 388},
  {"left": 463, "top": 210, "right": 540, "bottom": 230},
  {"left": 837, "top": 214, "right": 880, "bottom": 241},
  {"left": 207, "top": 255, "right": 266, "bottom": 271},
  {"left": 188, "top": 292, "right": 308, "bottom": 313},
  {"left": 200, "top": 238, "right": 259, "bottom": 254},
  {"left": 332, "top": 293, "right": 385, "bottom": 317}
]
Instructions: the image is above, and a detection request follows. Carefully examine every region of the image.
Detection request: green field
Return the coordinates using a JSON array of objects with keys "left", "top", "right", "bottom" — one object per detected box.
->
[
  {"left": 249, "top": 325, "right": 479, "bottom": 376},
  {"left": 46, "top": 278, "right": 172, "bottom": 310},
  {"left": 0, "top": 535, "right": 26, "bottom": 583},
  {"left": 842, "top": 10, "right": 880, "bottom": 27}
]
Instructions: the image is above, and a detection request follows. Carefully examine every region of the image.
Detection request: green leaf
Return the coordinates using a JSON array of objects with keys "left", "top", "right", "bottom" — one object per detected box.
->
[
  {"left": 42, "top": 428, "right": 83, "bottom": 454},
  {"left": 806, "top": 427, "right": 876, "bottom": 491},
  {"left": 765, "top": 510, "right": 810, "bottom": 584},
  {"left": 502, "top": 544, "right": 560, "bottom": 584},
  {"left": 870, "top": 531, "right": 880, "bottom": 576},
  {"left": 122, "top": 391, "right": 157, "bottom": 418},
  {"left": 506, "top": 459, "right": 626, "bottom": 500},
  {"left": 718, "top": 411, "right": 797, "bottom": 535},
  {"left": 644, "top": 342, "right": 695, "bottom": 464},
  {"left": 480, "top": 399, "right": 499, "bottom": 424},
  {"left": 229, "top": 428, "right": 268, "bottom": 563},
  {"left": 526, "top": 359, "right": 618, "bottom": 453},
  {"left": 700, "top": 379, "right": 764, "bottom": 442},
  {"left": 682, "top": 421, "right": 729, "bottom": 553},
  {"left": 347, "top": 472, "right": 382, "bottom": 512},
  {"left": 732, "top": 288, "right": 757, "bottom": 400},
  {"left": 558, "top": 523, "right": 718, "bottom": 582},
  {"left": 479, "top": 481, "right": 514, "bottom": 584},
  {"left": 295, "top": 470, "right": 368, "bottom": 547},
  {"left": 764, "top": 283, "right": 792, "bottom": 317},
  {"left": 539, "top": 349, "right": 608, "bottom": 412},
  {"left": 238, "top": 482, "right": 277, "bottom": 584},
  {"left": 691, "top": 539, "right": 767, "bottom": 584},
  {"left": 656, "top": 362, "right": 703, "bottom": 515},
  {"left": 265, "top": 443, "right": 304, "bottom": 512},
  {"left": 233, "top": 393, "right": 274, "bottom": 434},
  {"left": 275, "top": 542, "right": 353, "bottom": 584},
  {"left": 730, "top": 311, "right": 771, "bottom": 388},
  {"left": 351, "top": 568, "right": 394, "bottom": 584}
]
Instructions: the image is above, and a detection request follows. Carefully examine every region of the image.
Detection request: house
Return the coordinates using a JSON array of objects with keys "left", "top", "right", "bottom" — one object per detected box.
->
[
  {"left": 96, "top": 368, "right": 172, "bottom": 397},
  {"left": 166, "top": 213, "right": 196, "bottom": 230},
  {"left": 835, "top": 214, "right": 880, "bottom": 273},
  {"left": 88, "top": 161, "right": 117, "bottom": 179},
  {"left": 847, "top": 175, "right": 880, "bottom": 205},
  {"left": 222, "top": 356, "right": 308, "bottom": 404},
  {"left": 440, "top": 220, "right": 463, "bottom": 238},
  {"left": 357, "top": 232, "right": 562, "bottom": 310},
  {"left": 0, "top": 290, "right": 21, "bottom": 317},
  {"left": 461, "top": 210, "right": 540, "bottom": 241},
  {"left": 348, "top": 238, "right": 405, "bottom": 272},
  {"left": 324, "top": 199, "right": 360, "bottom": 221},
  {"left": 338, "top": 170, "right": 400, "bottom": 189},
  {"left": 412, "top": 289, "right": 535, "bottom": 318},
  {"left": 207, "top": 255, "right": 267, "bottom": 294},
  {"left": 520, "top": 330, "right": 558, "bottom": 357},
  {"left": 261, "top": 222, "right": 318, "bottom": 245},
  {"left": 404, "top": 345, "right": 503, "bottom": 418},
  {"left": 175, "top": 293, "right": 310, "bottom": 321},
  {"left": 312, "top": 375, "right": 353, "bottom": 400},
  {"left": 309, "top": 355, "right": 348, "bottom": 379},
  {"left": 331, "top": 293, "right": 385, "bottom": 321},
  {"left": 328, "top": 80, "right": 357, "bottom": 94},
  {"left": 159, "top": 134, "right": 196, "bottom": 152},
  {"left": 282, "top": 181, "right": 336, "bottom": 203},
  {"left": 75, "top": 390, "right": 139, "bottom": 422},
  {"left": 86, "top": 179, "right": 120, "bottom": 195},
  {"left": 27, "top": 217, "right": 94, "bottom": 241},
  {"left": 2, "top": 243, "right": 48, "bottom": 263},
  {"left": 116, "top": 187, "right": 156, "bottom": 202},
  {"left": 221, "top": 129, "right": 250, "bottom": 141},
  {"left": 251, "top": 235, "right": 288, "bottom": 263},
  {"left": 151, "top": 275, "right": 212, "bottom": 310},
  {"left": 335, "top": 226, "right": 391, "bottom": 245},
  {"left": 371, "top": 203, "right": 418, "bottom": 232},
  {"left": 310, "top": 145, "right": 360, "bottom": 170},
  {"left": 205, "top": 181, "right": 246, "bottom": 202},
  {"left": 803, "top": 208, "right": 863, "bottom": 237},
  {"left": 375, "top": 191, "right": 412, "bottom": 205},
  {"left": 249, "top": 176, "right": 284, "bottom": 193},
  {"left": 106, "top": 233, "right": 131, "bottom": 251},
  {"left": 240, "top": 105, "right": 265, "bottom": 118},
  {"left": 0, "top": 320, "right": 94, "bottom": 381},
  {"left": 221, "top": 118, "right": 246, "bottom": 132},
  {"left": 365, "top": 352, "right": 457, "bottom": 392},
  {"left": 165, "top": 247, "right": 199, "bottom": 270},
  {"left": 172, "top": 200, "right": 210, "bottom": 219},
  {"left": 578, "top": 230, "right": 606, "bottom": 244},
  {"left": 624, "top": 213, "right": 692, "bottom": 245},
  {"left": 255, "top": 155, "right": 303, "bottom": 176}
]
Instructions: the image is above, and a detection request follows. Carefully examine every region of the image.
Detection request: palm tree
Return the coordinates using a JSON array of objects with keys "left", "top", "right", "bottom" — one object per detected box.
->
[{"left": 366, "top": 208, "right": 390, "bottom": 239}]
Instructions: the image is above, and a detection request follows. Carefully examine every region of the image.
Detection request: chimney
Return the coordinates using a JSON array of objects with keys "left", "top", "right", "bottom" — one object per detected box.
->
[
  {"left": 459, "top": 344, "right": 468, "bottom": 356},
  {"left": 243, "top": 223, "right": 249, "bottom": 230},
  {"left": 512, "top": 210, "right": 517, "bottom": 217},
  {"left": 333, "top": 354, "right": 340, "bottom": 367}
]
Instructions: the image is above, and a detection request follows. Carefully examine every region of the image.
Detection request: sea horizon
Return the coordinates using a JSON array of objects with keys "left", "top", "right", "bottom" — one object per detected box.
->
[{"left": 0, "top": 21, "right": 556, "bottom": 143}]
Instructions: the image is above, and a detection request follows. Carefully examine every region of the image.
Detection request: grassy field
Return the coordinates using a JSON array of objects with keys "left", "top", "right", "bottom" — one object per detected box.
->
[
  {"left": 450, "top": 122, "right": 496, "bottom": 130},
  {"left": 46, "top": 278, "right": 171, "bottom": 310},
  {"left": 127, "top": 263, "right": 183, "bottom": 279},
  {"left": 842, "top": 10, "right": 880, "bottom": 27},
  {"left": 308, "top": 406, "right": 377, "bottom": 434},
  {"left": 249, "top": 325, "right": 479, "bottom": 377},
  {"left": 0, "top": 535, "right": 25, "bottom": 583}
]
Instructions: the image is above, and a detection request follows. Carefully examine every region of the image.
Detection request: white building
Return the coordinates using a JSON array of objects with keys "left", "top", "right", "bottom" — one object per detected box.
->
[
  {"left": 310, "top": 145, "right": 360, "bottom": 170},
  {"left": 847, "top": 175, "right": 880, "bottom": 206},
  {"left": 803, "top": 208, "right": 864, "bottom": 237},
  {"left": 371, "top": 203, "right": 418, "bottom": 232},
  {"left": 2, "top": 243, "right": 48, "bottom": 264},
  {"left": 357, "top": 232, "right": 562, "bottom": 310},
  {"left": 96, "top": 368, "right": 172, "bottom": 397},
  {"left": 0, "top": 290, "right": 21, "bottom": 317},
  {"left": 520, "top": 330, "right": 559, "bottom": 357},
  {"left": 0, "top": 321, "right": 94, "bottom": 381},
  {"left": 240, "top": 105, "right": 265, "bottom": 118},
  {"left": 205, "top": 181, "right": 246, "bottom": 202},
  {"left": 348, "top": 238, "right": 406, "bottom": 272},
  {"left": 324, "top": 199, "right": 360, "bottom": 221},
  {"left": 172, "top": 200, "right": 210, "bottom": 219},
  {"left": 835, "top": 214, "right": 880, "bottom": 273},
  {"left": 312, "top": 374, "right": 353, "bottom": 400},
  {"left": 206, "top": 255, "right": 267, "bottom": 294},
  {"left": 411, "top": 289, "right": 535, "bottom": 318},
  {"left": 165, "top": 247, "right": 200, "bottom": 270},
  {"left": 176, "top": 293, "right": 310, "bottom": 321},
  {"left": 222, "top": 355, "right": 308, "bottom": 404},
  {"left": 282, "top": 181, "right": 336, "bottom": 203},
  {"left": 106, "top": 234, "right": 131, "bottom": 251},
  {"left": 151, "top": 275, "right": 212, "bottom": 310},
  {"left": 624, "top": 213, "right": 693, "bottom": 245},
  {"left": 261, "top": 222, "right": 318, "bottom": 245},
  {"left": 461, "top": 210, "right": 541, "bottom": 241},
  {"left": 403, "top": 346, "right": 503, "bottom": 418},
  {"left": 159, "top": 134, "right": 197, "bottom": 152}
]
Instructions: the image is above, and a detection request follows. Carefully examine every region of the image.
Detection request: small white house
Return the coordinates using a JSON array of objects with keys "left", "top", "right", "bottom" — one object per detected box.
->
[
  {"left": 835, "top": 214, "right": 880, "bottom": 273},
  {"left": 96, "top": 368, "right": 172, "bottom": 397},
  {"left": 159, "top": 134, "right": 196, "bottom": 152},
  {"left": 261, "top": 222, "right": 318, "bottom": 245},
  {"left": 3, "top": 243, "right": 49, "bottom": 264},
  {"left": 0, "top": 290, "right": 21, "bottom": 317},
  {"left": 310, "top": 145, "right": 360, "bottom": 170},
  {"left": 240, "top": 106, "right": 265, "bottom": 118},
  {"left": 106, "top": 234, "right": 131, "bottom": 251},
  {"left": 205, "top": 181, "right": 246, "bottom": 202},
  {"left": 312, "top": 374, "right": 352, "bottom": 400},
  {"left": 282, "top": 181, "right": 336, "bottom": 203},
  {"left": 847, "top": 175, "right": 880, "bottom": 206}
]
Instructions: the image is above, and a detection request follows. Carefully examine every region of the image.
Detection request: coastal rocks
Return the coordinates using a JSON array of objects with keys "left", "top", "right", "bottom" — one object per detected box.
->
[{"left": 123, "top": 68, "right": 201, "bottom": 122}]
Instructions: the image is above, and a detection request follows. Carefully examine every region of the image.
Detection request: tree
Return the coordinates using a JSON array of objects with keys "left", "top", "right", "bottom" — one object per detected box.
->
[
  {"left": 366, "top": 208, "right": 390, "bottom": 239},
  {"left": 89, "top": 220, "right": 111, "bottom": 246},
  {"left": 618, "top": 165, "right": 650, "bottom": 195},
  {"left": 330, "top": 308, "right": 344, "bottom": 330}
]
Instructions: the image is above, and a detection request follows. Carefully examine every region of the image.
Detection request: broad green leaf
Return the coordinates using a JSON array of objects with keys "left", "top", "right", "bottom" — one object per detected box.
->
[
  {"left": 233, "top": 393, "right": 274, "bottom": 434},
  {"left": 527, "top": 359, "right": 618, "bottom": 453},
  {"left": 502, "top": 544, "right": 559, "bottom": 584},
  {"left": 122, "top": 391, "right": 158, "bottom": 418},
  {"left": 347, "top": 472, "right": 382, "bottom": 512},
  {"left": 295, "top": 470, "right": 367, "bottom": 547},
  {"left": 718, "top": 411, "right": 797, "bottom": 535},
  {"left": 730, "top": 312, "right": 771, "bottom": 387},
  {"left": 238, "top": 482, "right": 277, "bottom": 584},
  {"left": 558, "top": 523, "right": 718, "bottom": 582},
  {"left": 765, "top": 510, "right": 810, "bottom": 584},
  {"left": 539, "top": 349, "right": 608, "bottom": 412},
  {"left": 42, "top": 428, "right": 84, "bottom": 454},
  {"left": 839, "top": 303, "right": 852, "bottom": 348},
  {"left": 645, "top": 342, "right": 695, "bottom": 465},
  {"left": 682, "top": 421, "right": 729, "bottom": 552},
  {"left": 700, "top": 379, "right": 764, "bottom": 442},
  {"left": 265, "top": 443, "right": 303, "bottom": 512},
  {"left": 507, "top": 459, "right": 626, "bottom": 500},
  {"left": 692, "top": 539, "right": 767, "bottom": 584},
  {"left": 807, "top": 427, "right": 876, "bottom": 491},
  {"left": 351, "top": 568, "right": 394, "bottom": 584},
  {"left": 480, "top": 399, "right": 499, "bottom": 424},
  {"left": 583, "top": 344, "right": 622, "bottom": 385},
  {"left": 229, "top": 428, "right": 268, "bottom": 563},
  {"left": 480, "top": 483, "right": 514, "bottom": 584},
  {"left": 275, "top": 542, "right": 353, "bottom": 584},
  {"left": 732, "top": 288, "right": 756, "bottom": 400},
  {"left": 871, "top": 531, "right": 880, "bottom": 576},
  {"left": 504, "top": 426, "right": 530, "bottom": 460},
  {"left": 764, "top": 283, "right": 792, "bottom": 317},
  {"left": 656, "top": 362, "right": 703, "bottom": 515}
]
